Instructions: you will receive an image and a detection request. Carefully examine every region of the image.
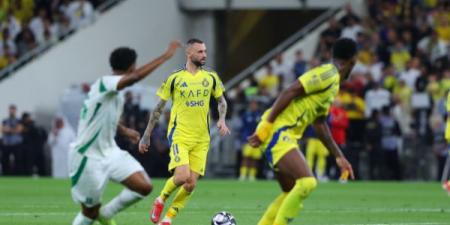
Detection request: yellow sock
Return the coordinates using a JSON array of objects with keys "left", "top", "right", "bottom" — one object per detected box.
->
[
  {"left": 239, "top": 166, "right": 248, "bottom": 179},
  {"left": 316, "top": 155, "right": 327, "bottom": 177},
  {"left": 274, "top": 177, "right": 317, "bottom": 225},
  {"left": 249, "top": 167, "right": 257, "bottom": 179},
  {"left": 166, "top": 186, "right": 193, "bottom": 219},
  {"left": 159, "top": 177, "right": 178, "bottom": 201},
  {"left": 257, "top": 192, "right": 287, "bottom": 225}
]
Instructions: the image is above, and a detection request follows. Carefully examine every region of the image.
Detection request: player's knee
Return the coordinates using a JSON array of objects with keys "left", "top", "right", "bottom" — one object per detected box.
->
[
  {"left": 137, "top": 182, "right": 153, "bottom": 196},
  {"left": 174, "top": 173, "right": 190, "bottom": 186},
  {"left": 82, "top": 205, "right": 100, "bottom": 219},
  {"left": 183, "top": 178, "right": 197, "bottom": 192},
  {"left": 295, "top": 177, "right": 317, "bottom": 198}
]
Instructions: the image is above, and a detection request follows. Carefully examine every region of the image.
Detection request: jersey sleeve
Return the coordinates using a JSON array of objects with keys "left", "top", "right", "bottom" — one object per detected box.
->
[
  {"left": 298, "top": 65, "right": 338, "bottom": 94},
  {"left": 157, "top": 74, "right": 177, "bottom": 101},
  {"left": 101, "top": 76, "right": 122, "bottom": 92},
  {"left": 211, "top": 72, "right": 225, "bottom": 98}
]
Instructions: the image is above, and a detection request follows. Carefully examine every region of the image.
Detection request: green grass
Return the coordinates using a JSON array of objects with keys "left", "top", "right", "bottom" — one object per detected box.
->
[{"left": 0, "top": 178, "right": 449, "bottom": 225}]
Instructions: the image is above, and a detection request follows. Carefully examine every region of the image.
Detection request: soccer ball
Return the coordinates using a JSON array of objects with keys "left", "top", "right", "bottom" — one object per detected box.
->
[{"left": 211, "top": 211, "right": 237, "bottom": 225}]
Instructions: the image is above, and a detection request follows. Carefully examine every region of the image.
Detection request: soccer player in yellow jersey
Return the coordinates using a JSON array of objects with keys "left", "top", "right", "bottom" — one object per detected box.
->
[
  {"left": 248, "top": 38, "right": 357, "bottom": 225},
  {"left": 138, "top": 38, "right": 230, "bottom": 225}
]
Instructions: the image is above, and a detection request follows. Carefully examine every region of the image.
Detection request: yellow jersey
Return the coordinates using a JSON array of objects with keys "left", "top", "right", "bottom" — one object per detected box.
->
[
  {"left": 262, "top": 63, "right": 340, "bottom": 140},
  {"left": 157, "top": 67, "right": 225, "bottom": 144}
]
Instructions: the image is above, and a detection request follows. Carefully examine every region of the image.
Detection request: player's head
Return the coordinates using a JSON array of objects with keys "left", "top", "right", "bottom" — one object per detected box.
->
[
  {"left": 332, "top": 38, "right": 357, "bottom": 80},
  {"left": 186, "top": 38, "right": 206, "bottom": 67},
  {"left": 109, "top": 47, "right": 137, "bottom": 74}
]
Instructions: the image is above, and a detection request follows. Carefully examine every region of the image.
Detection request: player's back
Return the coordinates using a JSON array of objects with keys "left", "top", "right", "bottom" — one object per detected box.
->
[
  {"left": 265, "top": 63, "right": 340, "bottom": 138},
  {"left": 73, "top": 75, "right": 124, "bottom": 158}
]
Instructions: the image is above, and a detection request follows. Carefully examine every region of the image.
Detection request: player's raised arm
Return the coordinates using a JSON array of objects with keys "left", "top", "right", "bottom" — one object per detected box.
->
[
  {"left": 216, "top": 95, "right": 230, "bottom": 136},
  {"left": 138, "top": 98, "right": 167, "bottom": 153},
  {"left": 312, "top": 116, "right": 355, "bottom": 179},
  {"left": 117, "top": 41, "right": 181, "bottom": 90}
]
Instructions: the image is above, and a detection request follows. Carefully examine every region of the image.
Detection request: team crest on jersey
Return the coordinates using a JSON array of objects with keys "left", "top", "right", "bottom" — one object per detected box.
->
[
  {"left": 180, "top": 82, "right": 188, "bottom": 88},
  {"left": 202, "top": 78, "right": 209, "bottom": 87}
]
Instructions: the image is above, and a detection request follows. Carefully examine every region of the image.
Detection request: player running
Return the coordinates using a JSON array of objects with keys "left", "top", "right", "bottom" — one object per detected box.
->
[
  {"left": 248, "top": 38, "right": 357, "bottom": 225},
  {"left": 139, "top": 38, "right": 231, "bottom": 225},
  {"left": 70, "top": 41, "right": 180, "bottom": 225}
]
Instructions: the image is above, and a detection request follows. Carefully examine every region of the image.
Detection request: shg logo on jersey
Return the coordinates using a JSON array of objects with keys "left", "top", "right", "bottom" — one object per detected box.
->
[
  {"left": 202, "top": 78, "right": 209, "bottom": 87},
  {"left": 181, "top": 82, "right": 188, "bottom": 88}
]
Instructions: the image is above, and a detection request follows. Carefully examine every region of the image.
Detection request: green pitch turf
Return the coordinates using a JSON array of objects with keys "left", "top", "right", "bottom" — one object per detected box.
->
[{"left": 0, "top": 178, "right": 449, "bottom": 225}]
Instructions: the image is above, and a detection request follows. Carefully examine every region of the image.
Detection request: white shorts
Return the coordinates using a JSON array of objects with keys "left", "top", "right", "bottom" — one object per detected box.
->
[{"left": 69, "top": 149, "right": 144, "bottom": 207}]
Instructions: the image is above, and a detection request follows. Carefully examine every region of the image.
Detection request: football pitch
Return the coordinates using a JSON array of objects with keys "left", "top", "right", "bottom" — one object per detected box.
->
[{"left": 0, "top": 178, "right": 449, "bottom": 225}]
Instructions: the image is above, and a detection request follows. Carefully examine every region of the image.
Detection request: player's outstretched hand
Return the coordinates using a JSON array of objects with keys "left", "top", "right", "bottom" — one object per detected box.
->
[
  {"left": 217, "top": 119, "right": 231, "bottom": 136},
  {"left": 336, "top": 156, "right": 355, "bottom": 180},
  {"left": 164, "top": 40, "right": 182, "bottom": 59},
  {"left": 247, "top": 133, "right": 262, "bottom": 148},
  {"left": 138, "top": 136, "right": 151, "bottom": 154}
]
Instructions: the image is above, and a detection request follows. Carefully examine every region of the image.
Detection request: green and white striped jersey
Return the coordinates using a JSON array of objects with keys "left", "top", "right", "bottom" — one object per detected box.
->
[{"left": 73, "top": 75, "right": 124, "bottom": 158}]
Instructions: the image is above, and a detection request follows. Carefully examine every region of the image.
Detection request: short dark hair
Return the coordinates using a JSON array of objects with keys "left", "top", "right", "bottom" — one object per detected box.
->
[
  {"left": 186, "top": 38, "right": 204, "bottom": 45},
  {"left": 332, "top": 38, "right": 357, "bottom": 60},
  {"left": 109, "top": 47, "right": 137, "bottom": 71}
]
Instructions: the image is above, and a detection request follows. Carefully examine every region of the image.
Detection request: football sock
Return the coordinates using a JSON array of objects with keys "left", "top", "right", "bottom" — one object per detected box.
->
[
  {"left": 249, "top": 167, "right": 257, "bottom": 180},
  {"left": 274, "top": 177, "right": 317, "bottom": 225},
  {"left": 316, "top": 155, "right": 327, "bottom": 177},
  {"left": 100, "top": 188, "right": 144, "bottom": 219},
  {"left": 160, "top": 177, "right": 178, "bottom": 202},
  {"left": 72, "top": 212, "right": 94, "bottom": 225},
  {"left": 257, "top": 192, "right": 287, "bottom": 225},
  {"left": 165, "top": 186, "right": 193, "bottom": 219},
  {"left": 239, "top": 166, "right": 248, "bottom": 180}
]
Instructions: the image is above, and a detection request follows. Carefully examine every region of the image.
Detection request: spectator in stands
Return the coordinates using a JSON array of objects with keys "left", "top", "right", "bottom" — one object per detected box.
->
[
  {"left": 238, "top": 99, "right": 262, "bottom": 181},
  {"left": 21, "top": 112, "right": 47, "bottom": 176},
  {"left": 258, "top": 64, "right": 279, "bottom": 98},
  {"left": 3, "top": 10, "right": 22, "bottom": 41},
  {"left": 417, "top": 30, "right": 448, "bottom": 65},
  {"left": 393, "top": 79, "right": 413, "bottom": 133},
  {"left": 293, "top": 50, "right": 306, "bottom": 77},
  {"left": 382, "top": 66, "right": 398, "bottom": 92},
  {"left": 379, "top": 106, "right": 402, "bottom": 180},
  {"left": 321, "top": 18, "right": 341, "bottom": 47},
  {"left": 340, "top": 17, "right": 362, "bottom": 41},
  {"left": 271, "top": 53, "right": 293, "bottom": 89},
  {"left": 11, "top": 0, "right": 34, "bottom": 23},
  {"left": 399, "top": 57, "right": 421, "bottom": 89},
  {"left": 29, "top": 7, "right": 48, "bottom": 44},
  {"left": 328, "top": 99, "right": 348, "bottom": 179},
  {"left": 123, "top": 91, "right": 140, "bottom": 130},
  {"left": 65, "top": 0, "right": 95, "bottom": 30},
  {"left": 364, "top": 82, "right": 391, "bottom": 117},
  {"left": 15, "top": 22, "right": 37, "bottom": 56},
  {"left": 390, "top": 41, "right": 411, "bottom": 73},
  {"left": 1, "top": 105, "right": 23, "bottom": 175},
  {"left": 48, "top": 116, "right": 75, "bottom": 178},
  {"left": 1, "top": 28, "right": 18, "bottom": 57},
  {"left": 364, "top": 109, "right": 382, "bottom": 180},
  {"left": 147, "top": 110, "right": 171, "bottom": 177}
]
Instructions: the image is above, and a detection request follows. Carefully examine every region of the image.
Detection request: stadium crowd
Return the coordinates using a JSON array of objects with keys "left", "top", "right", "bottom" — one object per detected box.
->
[
  {"left": 232, "top": 1, "right": 450, "bottom": 181},
  {"left": 0, "top": 0, "right": 103, "bottom": 70}
]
